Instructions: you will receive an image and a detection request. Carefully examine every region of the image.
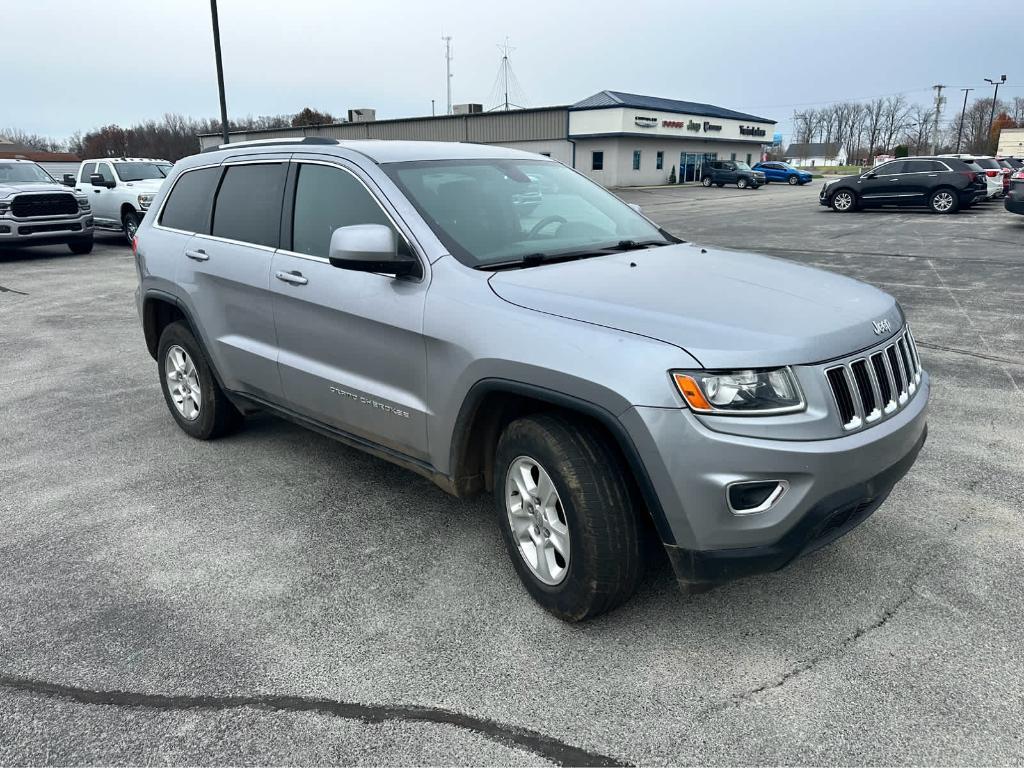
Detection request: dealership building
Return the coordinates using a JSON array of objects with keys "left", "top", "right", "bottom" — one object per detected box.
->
[{"left": 198, "top": 90, "right": 776, "bottom": 188}]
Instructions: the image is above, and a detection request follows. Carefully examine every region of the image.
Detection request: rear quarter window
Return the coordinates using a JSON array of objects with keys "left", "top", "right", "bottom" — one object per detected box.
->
[{"left": 159, "top": 167, "right": 221, "bottom": 234}]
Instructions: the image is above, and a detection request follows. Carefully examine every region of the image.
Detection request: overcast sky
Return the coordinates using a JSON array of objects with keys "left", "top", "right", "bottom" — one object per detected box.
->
[{"left": 6, "top": 0, "right": 1023, "bottom": 142}]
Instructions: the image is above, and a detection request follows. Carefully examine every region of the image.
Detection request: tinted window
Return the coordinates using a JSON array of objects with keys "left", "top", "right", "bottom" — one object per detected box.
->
[
  {"left": 80, "top": 162, "right": 96, "bottom": 182},
  {"left": 656, "top": 151, "right": 663, "bottom": 170},
  {"left": 211, "top": 163, "right": 287, "bottom": 247},
  {"left": 592, "top": 151, "right": 604, "bottom": 171},
  {"left": 974, "top": 158, "right": 1000, "bottom": 170},
  {"left": 291, "top": 164, "right": 396, "bottom": 258},
  {"left": 632, "top": 150, "right": 641, "bottom": 170},
  {"left": 903, "top": 160, "right": 932, "bottom": 173},
  {"left": 97, "top": 163, "right": 115, "bottom": 184},
  {"left": 160, "top": 167, "right": 220, "bottom": 233},
  {"left": 875, "top": 162, "right": 906, "bottom": 175}
]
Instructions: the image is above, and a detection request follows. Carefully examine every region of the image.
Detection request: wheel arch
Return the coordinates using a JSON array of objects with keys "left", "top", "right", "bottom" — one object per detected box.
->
[
  {"left": 448, "top": 378, "right": 676, "bottom": 545},
  {"left": 120, "top": 202, "right": 140, "bottom": 221}
]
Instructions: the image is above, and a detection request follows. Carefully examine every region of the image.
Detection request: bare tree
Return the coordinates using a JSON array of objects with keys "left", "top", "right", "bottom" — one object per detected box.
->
[
  {"left": 0, "top": 127, "right": 67, "bottom": 153},
  {"left": 880, "top": 95, "right": 912, "bottom": 151},
  {"left": 901, "top": 104, "right": 935, "bottom": 155}
]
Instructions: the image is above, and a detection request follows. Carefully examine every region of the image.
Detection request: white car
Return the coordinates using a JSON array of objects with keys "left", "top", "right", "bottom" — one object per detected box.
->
[
  {"left": 69, "top": 158, "right": 172, "bottom": 240},
  {"left": 937, "top": 154, "right": 1002, "bottom": 200}
]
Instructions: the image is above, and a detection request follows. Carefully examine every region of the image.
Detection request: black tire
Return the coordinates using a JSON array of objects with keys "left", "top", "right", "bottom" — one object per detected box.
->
[
  {"left": 157, "top": 321, "right": 242, "bottom": 440},
  {"left": 788, "top": 175, "right": 799, "bottom": 185},
  {"left": 701, "top": 176, "right": 713, "bottom": 187},
  {"left": 829, "top": 188, "right": 857, "bottom": 212},
  {"left": 716, "top": 182, "right": 725, "bottom": 188},
  {"left": 737, "top": 178, "right": 749, "bottom": 189},
  {"left": 493, "top": 413, "right": 642, "bottom": 621},
  {"left": 928, "top": 188, "right": 959, "bottom": 214},
  {"left": 67, "top": 236, "right": 93, "bottom": 254},
  {"left": 122, "top": 210, "right": 141, "bottom": 242}
]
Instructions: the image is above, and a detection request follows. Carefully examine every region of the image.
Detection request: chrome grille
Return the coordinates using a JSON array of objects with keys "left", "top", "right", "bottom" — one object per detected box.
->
[{"left": 825, "top": 327, "right": 922, "bottom": 432}]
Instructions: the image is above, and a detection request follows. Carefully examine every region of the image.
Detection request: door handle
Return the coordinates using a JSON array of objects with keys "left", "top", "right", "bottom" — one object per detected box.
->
[
  {"left": 275, "top": 270, "right": 308, "bottom": 286},
  {"left": 185, "top": 249, "right": 209, "bottom": 261}
]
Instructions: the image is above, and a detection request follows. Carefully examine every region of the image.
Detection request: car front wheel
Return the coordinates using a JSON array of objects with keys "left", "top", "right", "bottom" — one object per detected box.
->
[
  {"left": 737, "top": 178, "right": 749, "bottom": 189},
  {"left": 830, "top": 189, "right": 857, "bottom": 212},
  {"left": 122, "top": 211, "right": 141, "bottom": 242},
  {"left": 493, "top": 413, "right": 642, "bottom": 621},
  {"left": 788, "top": 175, "right": 799, "bottom": 185},
  {"left": 702, "top": 177, "right": 713, "bottom": 187},
  {"left": 67, "top": 236, "right": 93, "bottom": 254}
]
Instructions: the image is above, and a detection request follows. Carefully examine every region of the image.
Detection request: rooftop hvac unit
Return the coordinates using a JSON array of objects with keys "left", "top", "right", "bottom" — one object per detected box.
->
[
  {"left": 453, "top": 103, "right": 483, "bottom": 115},
  {"left": 347, "top": 108, "right": 376, "bottom": 123}
]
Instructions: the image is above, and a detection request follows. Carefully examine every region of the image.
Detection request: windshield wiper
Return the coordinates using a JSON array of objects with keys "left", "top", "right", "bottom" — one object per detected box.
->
[{"left": 478, "top": 240, "right": 671, "bottom": 271}]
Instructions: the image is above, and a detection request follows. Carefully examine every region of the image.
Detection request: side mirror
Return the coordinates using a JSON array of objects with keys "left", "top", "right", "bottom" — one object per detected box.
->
[
  {"left": 62, "top": 174, "right": 76, "bottom": 186},
  {"left": 328, "top": 224, "right": 419, "bottom": 278},
  {"left": 89, "top": 173, "right": 115, "bottom": 188},
  {"left": 864, "top": 172, "right": 877, "bottom": 179},
  {"left": 627, "top": 203, "right": 643, "bottom": 214}
]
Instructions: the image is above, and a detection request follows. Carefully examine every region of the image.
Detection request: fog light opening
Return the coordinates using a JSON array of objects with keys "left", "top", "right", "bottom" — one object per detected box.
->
[{"left": 727, "top": 480, "right": 788, "bottom": 515}]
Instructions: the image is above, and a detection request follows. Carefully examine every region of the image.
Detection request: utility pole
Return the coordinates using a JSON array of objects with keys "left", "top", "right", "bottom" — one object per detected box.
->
[
  {"left": 431, "top": 99, "right": 435, "bottom": 117},
  {"left": 930, "top": 84, "right": 945, "bottom": 155},
  {"left": 442, "top": 35, "right": 453, "bottom": 115},
  {"left": 955, "top": 88, "right": 973, "bottom": 153},
  {"left": 984, "top": 75, "right": 1007, "bottom": 152},
  {"left": 209, "top": 0, "right": 229, "bottom": 145}
]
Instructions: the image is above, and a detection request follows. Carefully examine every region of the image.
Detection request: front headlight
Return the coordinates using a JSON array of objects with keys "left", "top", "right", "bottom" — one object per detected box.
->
[
  {"left": 75, "top": 195, "right": 90, "bottom": 211},
  {"left": 0, "top": 200, "right": 9, "bottom": 216},
  {"left": 138, "top": 193, "right": 154, "bottom": 210},
  {"left": 672, "top": 368, "right": 805, "bottom": 415}
]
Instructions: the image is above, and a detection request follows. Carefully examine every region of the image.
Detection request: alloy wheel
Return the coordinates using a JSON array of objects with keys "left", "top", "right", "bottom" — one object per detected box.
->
[
  {"left": 165, "top": 345, "right": 201, "bottom": 421},
  {"left": 505, "top": 456, "right": 570, "bottom": 586},
  {"left": 833, "top": 191, "right": 853, "bottom": 211},
  {"left": 932, "top": 191, "right": 954, "bottom": 212}
]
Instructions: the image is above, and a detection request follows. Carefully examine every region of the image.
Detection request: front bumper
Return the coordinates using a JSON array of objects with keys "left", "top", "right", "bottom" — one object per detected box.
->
[
  {"left": 0, "top": 212, "right": 94, "bottom": 246},
  {"left": 621, "top": 373, "right": 929, "bottom": 585}
]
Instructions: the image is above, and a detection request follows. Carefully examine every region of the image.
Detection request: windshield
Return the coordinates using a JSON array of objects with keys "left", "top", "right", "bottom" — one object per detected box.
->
[
  {"left": 0, "top": 162, "right": 56, "bottom": 185},
  {"left": 114, "top": 162, "right": 172, "bottom": 182},
  {"left": 383, "top": 159, "right": 670, "bottom": 267},
  {"left": 734, "top": 161, "right": 752, "bottom": 171}
]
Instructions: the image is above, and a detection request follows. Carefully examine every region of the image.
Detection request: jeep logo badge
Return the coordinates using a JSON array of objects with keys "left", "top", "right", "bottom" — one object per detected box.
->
[{"left": 872, "top": 318, "right": 892, "bottom": 335}]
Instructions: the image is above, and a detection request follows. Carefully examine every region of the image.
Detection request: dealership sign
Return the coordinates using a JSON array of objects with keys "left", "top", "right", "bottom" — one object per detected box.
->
[
  {"left": 740, "top": 125, "right": 767, "bottom": 137},
  {"left": 634, "top": 115, "right": 658, "bottom": 128},
  {"left": 660, "top": 119, "right": 723, "bottom": 132}
]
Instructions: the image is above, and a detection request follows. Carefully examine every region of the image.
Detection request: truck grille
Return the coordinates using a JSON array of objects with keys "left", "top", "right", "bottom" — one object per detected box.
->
[
  {"left": 11, "top": 193, "right": 78, "bottom": 218},
  {"left": 825, "top": 327, "right": 923, "bottom": 432}
]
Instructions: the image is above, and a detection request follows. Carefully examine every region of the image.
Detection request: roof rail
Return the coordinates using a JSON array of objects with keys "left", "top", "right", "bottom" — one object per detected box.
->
[{"left": 201, "top": 137, "right": 339, "bottom": 153}]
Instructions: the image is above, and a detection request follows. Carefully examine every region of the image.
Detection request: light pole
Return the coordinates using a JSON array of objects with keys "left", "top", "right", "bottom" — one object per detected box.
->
[
  {"left": 210, "top": 0, "right": 230, "bottom": 145},
  {"left": 984, "top": 75, "right": 1006, "bottom": 152},
  {"left": 956, "top": 88, "right": 972, "bottom": 153}
]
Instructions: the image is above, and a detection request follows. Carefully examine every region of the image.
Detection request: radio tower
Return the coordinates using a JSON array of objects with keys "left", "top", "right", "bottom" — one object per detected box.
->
[
  {"left": 442, "top": 35, "right": 453, "bottom": 115},
  {"left": 489, "top": 38, "right": 526, "bottom": 111}
]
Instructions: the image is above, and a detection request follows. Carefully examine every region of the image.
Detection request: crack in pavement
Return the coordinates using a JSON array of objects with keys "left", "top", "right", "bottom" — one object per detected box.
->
[
  {"left": 916, "top": 341, "right": 1024, "bottom": 366},
  {"left": 0, "top": 675, "right": 630, "bottom": 767},
  {"left": 706, "top": 588, "right": 919, "bottom": 715},
  {"left": 0, "top": 284, "right": 29, "bottom": 295}
]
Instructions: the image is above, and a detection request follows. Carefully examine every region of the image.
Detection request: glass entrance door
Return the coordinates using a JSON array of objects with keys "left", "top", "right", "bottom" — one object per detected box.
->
[{"left": 680, "top": 152, "right": 700, "bottom": 183}]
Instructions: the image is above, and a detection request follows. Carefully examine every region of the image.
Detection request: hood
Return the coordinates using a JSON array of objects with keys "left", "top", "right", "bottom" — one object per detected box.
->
[
  {"left": 488, "top": 243, "right": 901, "bottom": 368},
  {"left": 118, "top": 178, "right": 166, "bottom": 192},
  {"left": 0, "top": 181, "right": 77, "bottom": 198}
]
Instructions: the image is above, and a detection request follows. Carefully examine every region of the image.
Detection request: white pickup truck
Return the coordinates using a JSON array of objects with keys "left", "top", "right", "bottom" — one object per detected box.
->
[{"left": 67, "top": 158, "right": 171, "bottom": 241}]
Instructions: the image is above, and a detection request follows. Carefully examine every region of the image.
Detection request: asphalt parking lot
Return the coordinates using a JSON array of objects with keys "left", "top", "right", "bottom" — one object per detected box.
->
[{"left": 2, "top": 184, "right": 1024, "bottom": 765}]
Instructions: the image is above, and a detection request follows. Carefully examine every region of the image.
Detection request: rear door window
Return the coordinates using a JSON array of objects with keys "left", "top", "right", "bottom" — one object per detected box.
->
[
  {"left": 876, "top": 162, "right": 906, "bottom": 175},
  {"left": 211, "top": 162, "right": 287, "bottom": 247},
  {"left": 97, "top": 163, "right": 115, "bottom": 184},
  {"left": 159, "top": 167, "right": 221, "bottom": 233},
  {"left": 80, "top": 162, "right": 97, "bottom": 182}
]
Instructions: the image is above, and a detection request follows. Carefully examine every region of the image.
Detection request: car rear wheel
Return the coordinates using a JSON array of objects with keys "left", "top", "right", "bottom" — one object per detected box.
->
[
  {"left": 929, "top": 188, "right": 959, "bottom": 214},
  {"left": 830, "top": 189, "right": 857, "bottom": 212},
  {"left": 737, "top": 178, "right": 749, "bottom": 189},
  {"left": 788, "top": 175, "right": 799, "bottom": 185},
  {"left": 702, "top": 177, "right": 713, "bottom": 187},
  {"left": 157, "top": 321, "right": 242, "bottom": 440},
  {"left": 493, "top": 413, "right": 642, "bottom": 621}
]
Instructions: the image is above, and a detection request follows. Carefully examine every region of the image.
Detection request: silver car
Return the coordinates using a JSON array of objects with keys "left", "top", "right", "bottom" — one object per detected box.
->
[{"left": 134, "top": 138, "right": 929, "bottom": 621}]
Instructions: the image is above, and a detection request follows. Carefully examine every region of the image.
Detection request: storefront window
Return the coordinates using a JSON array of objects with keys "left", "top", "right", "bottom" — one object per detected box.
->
[
  {"left": 592, "top": 151, "right": 604, "bottom": 171},
  {"left": 656, "top": 151, "right": 664, "bottom": 170},
  {"left": 632, "top": 150, "right": 641, "bottom": 170}
]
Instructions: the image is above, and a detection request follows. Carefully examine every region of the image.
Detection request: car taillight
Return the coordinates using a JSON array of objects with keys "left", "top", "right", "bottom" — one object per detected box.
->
[
  {"left": 986, "top": 170, "right": 999, "bottom": 177},
  {"left": 132, "top": 236, "right": 138, "bottom": 256},
  {"left": 1014, "top": 170, "right": 1024, "bottom": 180},
  {"left": 962, "top": 171, "right": 977, "bottom": 183}
]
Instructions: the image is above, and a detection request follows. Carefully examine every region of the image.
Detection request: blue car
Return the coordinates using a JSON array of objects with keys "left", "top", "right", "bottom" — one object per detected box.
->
[{"left": 752, "top": 162, "right": 813, "bottom": 185}]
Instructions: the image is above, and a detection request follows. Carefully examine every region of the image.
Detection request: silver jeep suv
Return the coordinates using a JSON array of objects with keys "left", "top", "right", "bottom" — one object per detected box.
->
[{"left": 135, "top": 138, "right": 929, "bottom": 621}]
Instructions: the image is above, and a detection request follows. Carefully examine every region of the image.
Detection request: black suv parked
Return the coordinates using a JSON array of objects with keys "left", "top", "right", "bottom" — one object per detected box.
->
[
  {"left": 701, "top": 160, "right": 765, "bottom": 189},
  {"left": 819, "top": 157, "right": 985, "bottom": 214}
]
